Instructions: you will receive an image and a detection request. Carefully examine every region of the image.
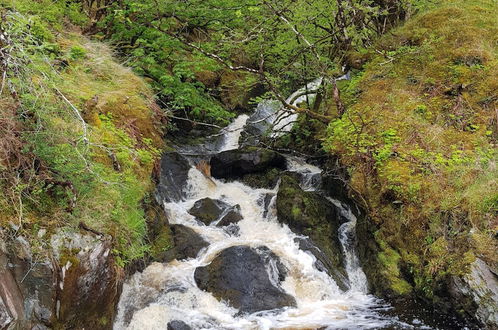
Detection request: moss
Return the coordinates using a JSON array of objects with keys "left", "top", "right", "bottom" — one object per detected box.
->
[
  {"left": 323, "top": 0, "right": 498, "bottom": 301},
  {"left": 241, "top": 167, "right": 282, "bottom": 189},
  {"left": 149, "top": 225, "right": 173, "bottom": 261},
  {"left": 0, "top": 7, "right": 167, "bottom": 266}
]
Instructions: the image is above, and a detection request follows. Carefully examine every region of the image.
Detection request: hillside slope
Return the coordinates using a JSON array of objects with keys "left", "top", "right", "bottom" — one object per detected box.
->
[{"left": 325, "top": 0, "right": 497, "bottom": 324}]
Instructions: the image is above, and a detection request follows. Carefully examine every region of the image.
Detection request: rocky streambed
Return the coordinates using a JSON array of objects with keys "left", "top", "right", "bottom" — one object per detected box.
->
[{"left": 2, "top": 88, "right": 497, "bottom": 330}]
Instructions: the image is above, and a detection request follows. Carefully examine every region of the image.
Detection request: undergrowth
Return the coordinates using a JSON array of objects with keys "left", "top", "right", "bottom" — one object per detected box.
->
[
  {"left": 0, "top": 3, "right": 165, "bottom": 265},
  {"left": 324, "top": 0, "right": 498, "bottom": 296}
]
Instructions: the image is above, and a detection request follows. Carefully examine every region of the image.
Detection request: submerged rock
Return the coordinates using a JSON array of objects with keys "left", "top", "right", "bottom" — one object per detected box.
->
[
  {"left": 276, "top": 175, "right": 348, "bottom": 288},
  {"left": 156, "top": 152, "right": 192, "bottom": 202},
  {"left": 216, "top": 205, "right": 243, "bottom": 227},
  {"left": 167, "top": 320, "right": 192, "bottom": 330},
  {"left": 160, "top": 225, "right": 209, "bottom": 262},
  {"left": 194, "top": 245, "right": 296, "bottom": 314},
  {"left": 210, "top": 147, "right": 286, "bottom": 180},
  {"left": 188, "top": 198, "right": 243, "bottom": 226},
  {"left": 449, "top": 258, "right": 498, "bottom": 328}
]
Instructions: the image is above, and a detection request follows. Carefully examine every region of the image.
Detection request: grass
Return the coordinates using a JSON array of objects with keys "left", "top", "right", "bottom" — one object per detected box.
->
[
  {"left": 0, "top": 3, "right": 166, "bottom": 265},
  {"left": 324, "top": 0, "right": 498, "bottom": 297}
]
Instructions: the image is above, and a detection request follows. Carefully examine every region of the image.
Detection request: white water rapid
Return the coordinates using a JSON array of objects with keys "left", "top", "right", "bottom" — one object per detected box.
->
[
  {"left": 114, "top": 84, "right": 433, "bottom": 330},
  {"left": 114, "top": 165, "right": 399, "bottom": 329}
]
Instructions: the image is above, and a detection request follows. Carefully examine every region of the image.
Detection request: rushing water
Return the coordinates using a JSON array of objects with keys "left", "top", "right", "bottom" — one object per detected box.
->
[
  {"left": 114, "top": 162, "right": 401, "bottom": 329},
  {"left": 113, "top": 82, "right": 445, "bottom": 330}
]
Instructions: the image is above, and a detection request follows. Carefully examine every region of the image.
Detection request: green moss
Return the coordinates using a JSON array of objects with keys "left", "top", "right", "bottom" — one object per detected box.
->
[
  {"left": 0, "top": 7, "right": 166, "bottom": 265},
  {"left": 324, "top": 0, "right": 498, "bottom": 301},
  {"left": 150, "top": 226, "right": 173, "bottom": 260}
]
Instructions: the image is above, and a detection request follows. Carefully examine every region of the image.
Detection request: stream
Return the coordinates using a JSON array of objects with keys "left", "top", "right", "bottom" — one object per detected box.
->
[{"left": 113, "top": 83, "right": 468, "bottom": 330}]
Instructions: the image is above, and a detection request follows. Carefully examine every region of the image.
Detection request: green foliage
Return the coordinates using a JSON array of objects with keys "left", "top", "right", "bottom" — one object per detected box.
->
[
  {"left": 323, "top": 0, "right": 498, "bottom": 299},
  {"left": 0, "top": 7, "right": 164, "bottom": 264},
  {"left": 68, "top": 45, "right": 87, "bottom": 60}
]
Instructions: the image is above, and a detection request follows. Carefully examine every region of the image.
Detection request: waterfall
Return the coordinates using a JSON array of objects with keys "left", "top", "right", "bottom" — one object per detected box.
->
[
  {"left": 114, "top": 164, "right": 398, "bottom": 329},
  {"left": 219, "top": 114, "right": 249, "bottom": 151},
  {"left": 113, "top": 82, "right": 432, "bottom": 330},
  {"left": 330, "top": 198, "right": 369, "bottom": 293}
]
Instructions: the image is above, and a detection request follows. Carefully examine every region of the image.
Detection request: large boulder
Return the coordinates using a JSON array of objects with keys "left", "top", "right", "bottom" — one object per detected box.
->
[
  {"left": 51, "top": 232, "right": 122, "bottom": 329},
  {"left": 194, "top": 246, "right": 296, "bottom": 314},
  {"left": 156, "top": 152, "right": 192, "bottom": 202},
  {"left": 449, "top": 258, "right": 498, "bottom": 328},
  {"left": 276, "top": 175, "right": 348, "bottom": 288},
  {"left": 160, "top": 225, "right": 209, "bottom": 262},
  {"left": 210, "top": 147, "right": 286, "bottom": 180}
]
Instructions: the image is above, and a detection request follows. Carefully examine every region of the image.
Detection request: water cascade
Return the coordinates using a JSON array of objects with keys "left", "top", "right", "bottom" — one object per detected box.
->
[{"left": 114, "top": 83, "right": 435, "bottom": 330}]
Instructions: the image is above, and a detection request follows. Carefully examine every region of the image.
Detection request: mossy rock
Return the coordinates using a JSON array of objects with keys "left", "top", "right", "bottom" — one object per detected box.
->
[
  {"left": 240, "top": 167, "right": 282, "bottom": 189},
  {"left": 210, "top": 146, "right": 286, "bottom": 180},
  {"left": 276, "top": 175, "right": 348, "bottom": 288}
]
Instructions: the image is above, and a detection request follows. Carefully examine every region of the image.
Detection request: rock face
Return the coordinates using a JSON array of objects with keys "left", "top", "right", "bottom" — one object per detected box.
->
[
  {"left": 0, "top": 231, "right": 122, "bottom": 329},
  {"left": 276, "top": 175, "right": 348, "bottom": 289},
  {"left": 449, "top": 258, "right": 498, "bottom": 328},
  {"left": 53, "top": 233, "right": 122, "bottom": 329},
  {"left": 194, "top": 246, "right": 296, "bottom": 314},
  {"left": 188, "top": 198, "right": 231, "bottom": 225},
  {"left": 156, "top": 152, "right": 192, "bottom": 202},
  {"left": 294, "top": 237, "right": 349, "bottom": 291},
  {"left": 210, "top": 147, "right": 286, "bottom": 180},
  {"left": 160, "top": 225, "right": 209, "bottom": 262}
]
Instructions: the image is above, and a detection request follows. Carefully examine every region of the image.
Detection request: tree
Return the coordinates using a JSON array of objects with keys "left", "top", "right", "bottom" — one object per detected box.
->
[{"left": 85, "top": 0, "right": 418, "bottom": 123}]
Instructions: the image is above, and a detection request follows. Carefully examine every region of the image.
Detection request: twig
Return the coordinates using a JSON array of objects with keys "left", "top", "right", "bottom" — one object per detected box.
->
[{"left": 54, "top": 88, "right": 89, "bottom": 145}]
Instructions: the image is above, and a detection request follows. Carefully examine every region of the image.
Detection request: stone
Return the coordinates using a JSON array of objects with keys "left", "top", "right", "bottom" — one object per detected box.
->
[
  {"left": 276, "top": 175, "right": 348, "bottom": 288},
  {"left": 216, "top": 205, "right": 243, "bottom": 227},
  {"left": 156, "top": 152, "right": 192, "bottom": 202},
  {"left": 167, "top": 320, "right": 192, "bottom": 330},
  {"left": 449, "top": 258, "right": 498, "bottom": 328},
  {"left": 194, "top": 245, "right": 296, "bottom": 314},
  {"left": 188, "top": 198, "right": 231, "bottom": 225},
  {"left": 161, "top": 225, "right": 209, "bottom": 262},
  {"left": 210, "top": 147, "right": 286, "bottom": 180}
]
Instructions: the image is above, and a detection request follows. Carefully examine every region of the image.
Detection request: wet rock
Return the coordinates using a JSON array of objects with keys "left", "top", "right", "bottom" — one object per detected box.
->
[
  {"left": 0, "top": 247, "right": 25, "bottom": 329},
  {"left": 294, "top": 237, "right": 350, "bottom": 291},
  {"left": 0, "top": 231, "right": 122, "bottom": 329},
  {"left": 210, "top": 147, "right": 286, "bottom": 180},
  {"left": 156, "top": 152, "right": 191, "bottom": 202},
  {"left": 240, "top": 100, "right": 280, "bottom": 147},
  {"left": 161, "top": 225, "right": 209, "bottom": 262},
  {"left": 261, "top": 193, "right": 275, "bottom": 218},
  {"left": 188, "top": 198, "right": 231, "bottom": 225},
  {"left": 240, "top": 167, "right": 282, "bottom": 189},
  {"left": 167, "top": 320, "right": 192, "bottom": 330},
  {"left": 449, "top": 258, "right": 498, "bottom": 328},
  {"left": 3, "top": 236, "right": 55, "bottom": 327},
  {"left": 51, "top": 231, "right": 123, "bottom": 329},
  {"left": 276, "top": 175, "right": 348, "bottom": 288},
  {"left": 144, "top": 196, "right": 173, "bottom": 264},
  {"left": 216, "top": 205, "right": 243, "bottom": 227},
  {"left": 194, "top": 245, "right": 296, "bottom": 314}
]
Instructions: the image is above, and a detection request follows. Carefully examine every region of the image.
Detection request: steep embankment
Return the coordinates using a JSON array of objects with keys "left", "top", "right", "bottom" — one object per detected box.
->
[
  {"left": 325, "top": 0, "right": 497, "bottom": 325},
  {"left": 0, "top": 3, "right": 169, "bottom": 328}
]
